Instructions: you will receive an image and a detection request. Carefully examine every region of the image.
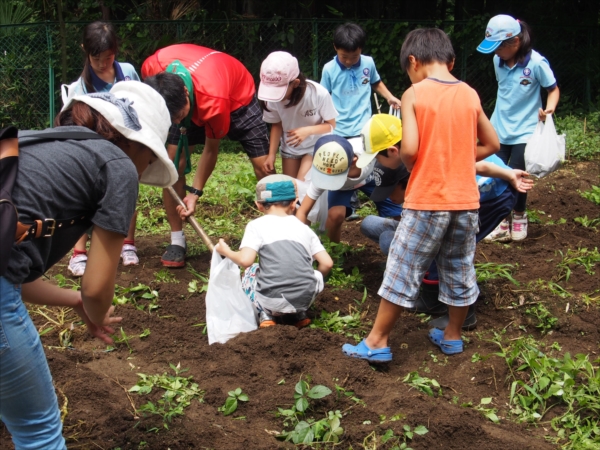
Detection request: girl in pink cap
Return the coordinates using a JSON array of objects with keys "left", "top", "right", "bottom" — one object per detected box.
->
[{"left": 258, "top": 51, "right": 338, "bottom": 181}]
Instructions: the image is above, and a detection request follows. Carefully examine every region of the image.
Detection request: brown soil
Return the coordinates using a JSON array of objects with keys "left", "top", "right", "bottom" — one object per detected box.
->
[{"left": 1, "top": 161, "right": 599, "bottom": 450}]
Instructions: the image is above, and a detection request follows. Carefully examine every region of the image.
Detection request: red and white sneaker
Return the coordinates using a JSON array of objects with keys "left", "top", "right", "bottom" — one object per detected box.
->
[
  {"left": 121, "top": 244, "right": 139, "bottom": 266},
  {"left": 511, "top": 212, "right": 528, "bottom": 241},
  {"left": 68, "top": 254, "right": 87, "bottom": 277}
]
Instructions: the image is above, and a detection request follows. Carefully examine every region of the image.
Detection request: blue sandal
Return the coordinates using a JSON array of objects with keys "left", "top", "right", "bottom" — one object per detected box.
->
[
  {"left": 342, "top": 339, "right": 392, "bottom": 363},
  {"left": 428, "top": 328, "right": 463, "bottom": 355}
]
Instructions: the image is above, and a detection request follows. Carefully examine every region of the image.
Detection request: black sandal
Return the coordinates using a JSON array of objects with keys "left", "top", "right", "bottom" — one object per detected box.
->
[{"left": 161, "top": 244, "right": 186, "bottom": 268}]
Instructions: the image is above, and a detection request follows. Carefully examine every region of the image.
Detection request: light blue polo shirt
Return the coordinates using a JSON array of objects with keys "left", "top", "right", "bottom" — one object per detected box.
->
[
  {"left": 321, "top": 55, "right": 381, "bottom": 138},
  {"left": 490, "top": 49, "right": 557, "bottom": 145}
]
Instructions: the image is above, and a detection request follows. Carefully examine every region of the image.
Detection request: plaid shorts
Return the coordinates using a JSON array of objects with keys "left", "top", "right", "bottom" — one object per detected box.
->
[
  {"left": 378, "top": 209, "right": 479, "bottom": 307},
  {"left": 166, "top": 97, "right": 269, "bottom": 158}
]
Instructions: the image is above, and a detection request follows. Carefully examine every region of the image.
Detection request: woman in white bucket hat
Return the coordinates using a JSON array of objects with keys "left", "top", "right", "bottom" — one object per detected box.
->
[{"left": 0, "top": 81, "right": 176, "bottom": 449}]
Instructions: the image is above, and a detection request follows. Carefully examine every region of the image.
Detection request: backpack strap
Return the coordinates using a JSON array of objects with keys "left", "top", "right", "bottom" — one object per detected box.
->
[{"left": 18, "top": 129, "right": 105, "bottom": 143}]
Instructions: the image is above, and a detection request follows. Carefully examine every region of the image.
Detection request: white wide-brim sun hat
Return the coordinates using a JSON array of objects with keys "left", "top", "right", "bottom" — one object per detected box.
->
[{"left": 63, "top": 81, "right": 178, "bottom": 188}]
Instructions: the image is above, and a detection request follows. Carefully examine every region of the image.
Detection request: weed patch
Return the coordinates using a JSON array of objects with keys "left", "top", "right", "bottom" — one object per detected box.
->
[
  {"left": 129, "top": 363, "right": 204, "bottom": 431},
  {"left": 492, "top": 337, "right": 600, "bottom": 449},
  {"left": 276, "top": 377, "right": 343, "bottom": 444}
]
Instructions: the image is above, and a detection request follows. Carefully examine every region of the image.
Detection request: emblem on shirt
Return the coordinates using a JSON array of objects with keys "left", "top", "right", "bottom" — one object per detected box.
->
[
  {"left": 361, "top": 78, "right": 369, "bottom": 85},
  {"left": 373, "top": 168, "right": 382, "bottom": 186},
  {"left": 523, "top": 68, "right": 531, "bottom": 77},
  {"left": 303, "top": 108, "right": 317, "bottom": 117},
  {"left": 363, "top": 68, "right": 370, "bottom": 76},
  {"left": 520, "top": 79, "right": 531, "bottom": 86}
]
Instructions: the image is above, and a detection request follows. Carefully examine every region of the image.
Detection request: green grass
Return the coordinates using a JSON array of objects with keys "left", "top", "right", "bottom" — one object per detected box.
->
[{"left": 555, "top": 112, "right": 600, "bottom": 161}]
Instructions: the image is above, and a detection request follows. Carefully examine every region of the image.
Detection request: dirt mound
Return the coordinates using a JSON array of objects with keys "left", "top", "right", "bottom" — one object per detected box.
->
[{"left": 1, "top": 161, "right": 598, "bottom": 449}]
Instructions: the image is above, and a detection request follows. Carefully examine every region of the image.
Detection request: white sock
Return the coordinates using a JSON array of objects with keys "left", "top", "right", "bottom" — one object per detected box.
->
[{"left": 171, "top": 231, "right": 186, "bottom": 248}]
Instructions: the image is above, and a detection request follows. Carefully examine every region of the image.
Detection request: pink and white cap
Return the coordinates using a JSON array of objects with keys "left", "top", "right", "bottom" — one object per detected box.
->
[{"left": 258, "top": 51, "right": 300, "bottom": 102}]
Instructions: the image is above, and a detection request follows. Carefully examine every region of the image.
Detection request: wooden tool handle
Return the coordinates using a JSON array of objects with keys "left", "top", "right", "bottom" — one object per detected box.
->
[{"left": 166, "top": 186, "right": 215, "bottom": 252}]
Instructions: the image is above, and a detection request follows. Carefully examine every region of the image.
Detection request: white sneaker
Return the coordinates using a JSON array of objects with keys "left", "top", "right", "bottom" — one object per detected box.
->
[
  {"left": 121, "top": 244, "right": 139, "bottom": 266},
  {"left": 511, "top": 212, "right": 528, "bottom": 241},
  {"left": 483, "top": 219, "right": 511, "bottom": 242},
  {"left": 68, "top": 254, "right": 87, "bottom": 277}
]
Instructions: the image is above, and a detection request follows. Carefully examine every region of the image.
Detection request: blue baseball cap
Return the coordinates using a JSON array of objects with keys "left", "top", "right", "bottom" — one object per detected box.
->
[
  {"left": 310, "top": 135, "right": 354, "bottom": 191},
  {"left": 477, "top": 15, "right": 521, "bottom": 54}
]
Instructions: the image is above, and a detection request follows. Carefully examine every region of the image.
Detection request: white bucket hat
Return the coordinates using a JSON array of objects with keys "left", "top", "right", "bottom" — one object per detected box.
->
[{"left": 63, "top": 81, "right": 178, "bottom": 188}]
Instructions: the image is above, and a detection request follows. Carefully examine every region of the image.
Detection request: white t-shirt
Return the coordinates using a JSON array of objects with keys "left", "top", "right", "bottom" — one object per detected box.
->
[
  {"left": 262, "top": 80, "right": 338, "bottom": 156},
  {"left": 240, "top": 214, "right": 325, "bottom": 314}
]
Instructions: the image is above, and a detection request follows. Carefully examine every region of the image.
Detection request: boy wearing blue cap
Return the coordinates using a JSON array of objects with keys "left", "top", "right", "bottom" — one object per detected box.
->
[{"left": 215, "top": 175, "right": 333, "bottom": 328}]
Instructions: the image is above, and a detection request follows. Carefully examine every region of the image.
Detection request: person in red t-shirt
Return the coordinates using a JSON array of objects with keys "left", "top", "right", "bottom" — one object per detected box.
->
[{"left": 142, "top": 44, "right": 271, "bottom": 267}]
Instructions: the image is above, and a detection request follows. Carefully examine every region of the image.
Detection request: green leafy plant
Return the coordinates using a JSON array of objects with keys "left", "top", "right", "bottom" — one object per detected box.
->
[
  {"left": 462, "top": 398, "right": 500, "bottom": 423},
  {"left": 309, "top": 309, "right": 368, "bottom": 341},
  {"left": 524, "top": 304, "right": 558, "bottom": 334},
  {"left": 154, "top": 269, "right": 179, "bottom": 284},
  {"left": 378, "top": 424, "right": 429, "bottom": 450},
  {"left": 555, "top": 113, "right": 600, "bottom": 161},
  {"left": 218, "top": 388, "right": 249, "bottom": 416},
  {"left": 574, "top": 216, "right": 600, "bottom": 230},
  {"left": 334, "top": 383, "right": 366, "bottom": 407},
  {"left": 276, "top": 377, "right": 342, "bottom": 445},
  {"left": 129, "top": 363, "right": 204, "bottom": 431},
  {"left": 113, "top": 283, "right": 160, "bottom": 313},
  {"left": 491, "top": 337, "right": 600, "bottom": 449},
  {"left": 475, "top": 262, "right": 519, "bottom": 285},
  {"left": 526, "top": 209, "right": 544, "bottom": 224},
  {"left": 109, "top": 328, "right": 151, "bottom": 353},
  {"left": 579, "top": 185, "right": 600, "bottom": 205},
  {"left": 402, "top": 371, "right": 442, "bottom": 397},
  {"left": 557, "top": 247, "right": 600, "bottom": 282},
  {"left": 52, "top": 274, "right": 80, "bottom": 290},
  {"left": 187, "top": 265, "right": 209, "bottom": 295}
]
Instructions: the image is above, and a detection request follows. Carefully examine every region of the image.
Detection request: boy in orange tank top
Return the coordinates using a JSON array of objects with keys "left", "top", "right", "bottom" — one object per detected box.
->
[{"left": 343, "top": 28, "right": 500, "bottom": 362}]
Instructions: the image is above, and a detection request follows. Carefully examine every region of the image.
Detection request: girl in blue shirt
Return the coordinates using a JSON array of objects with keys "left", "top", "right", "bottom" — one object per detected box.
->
[
  {"left": 477, "top": 14, "right": 560, "bottom": 242},
  {"left": 63, "top": 21, "right": 141, "bottom": 276}
]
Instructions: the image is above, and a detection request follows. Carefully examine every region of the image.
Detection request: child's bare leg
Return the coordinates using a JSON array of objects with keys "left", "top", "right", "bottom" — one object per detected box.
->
[
  {"left": 325, "top": 206, "right": 345, "bottom": 242},
  {"left": 445, "top": 305, "right": 469, "bottom": 341},
  {"left": 73, "top": 234, "right": 88, "bottom": 252},
  {"left": 364, "top": 299, "right": 403, "bottom": 349},
  {"left": 282, "top": 157, "right": 301, "bottom": 178},
  {"left": 126, "top": 211, "right": 137, "bottom": 241},
  {"left": 295, "top": 154, "right": 313, "bottom": 181}
]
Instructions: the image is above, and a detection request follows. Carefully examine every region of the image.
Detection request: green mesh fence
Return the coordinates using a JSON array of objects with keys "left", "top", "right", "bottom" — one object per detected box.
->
[{"left": 1, "top": 19, "right": 598, "bottom": 130}]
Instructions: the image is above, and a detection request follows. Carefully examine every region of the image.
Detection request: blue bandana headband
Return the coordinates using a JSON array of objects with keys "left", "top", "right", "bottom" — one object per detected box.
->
[
  {"left": 259, "top": 180, "right": 297, "bottom": 203},
  {"left": 86, "top": 92, "right": 141, "bottom": 131}
]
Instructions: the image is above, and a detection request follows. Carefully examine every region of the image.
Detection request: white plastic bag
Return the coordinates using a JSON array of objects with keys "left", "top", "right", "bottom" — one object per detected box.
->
[
  {"left": 296, "top": 174, "right": 328, "bottom": 232},
  {"left": 205, "top": 249, "right": 257, "bottom": 344},
  {"left": 524, "top": 114, "right": 566, "bottom": 178}
]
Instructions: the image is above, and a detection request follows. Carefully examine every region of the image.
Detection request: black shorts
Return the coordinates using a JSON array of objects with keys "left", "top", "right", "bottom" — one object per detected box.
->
[{"left": 166, "top": 97, "right": 269, "bottom": 158}]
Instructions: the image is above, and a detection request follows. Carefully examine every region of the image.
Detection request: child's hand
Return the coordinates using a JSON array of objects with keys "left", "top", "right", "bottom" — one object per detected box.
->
[
  {"left": 387, "top": 95, "right": 401, "bottom": 109},
  {"left": 263, "top": 154, "right": 276, "bottom": 173},
  {"left": 286, "top": 127, "right": 311, "bottom": 147},
  {"left": 176, "top": 194, "right": 199, "bottom": 219},
  {"left": 538, "top": 108, "right": 554, "bottom": 121},
  {"left": 215, "top": 238, "right": 230, "bottom": 256},
  {"left": 73, "top": 298, "right": 122, "bottom": 345},
  {"left": 509, "top": 169, "right": 534, "bottom": 193}
]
